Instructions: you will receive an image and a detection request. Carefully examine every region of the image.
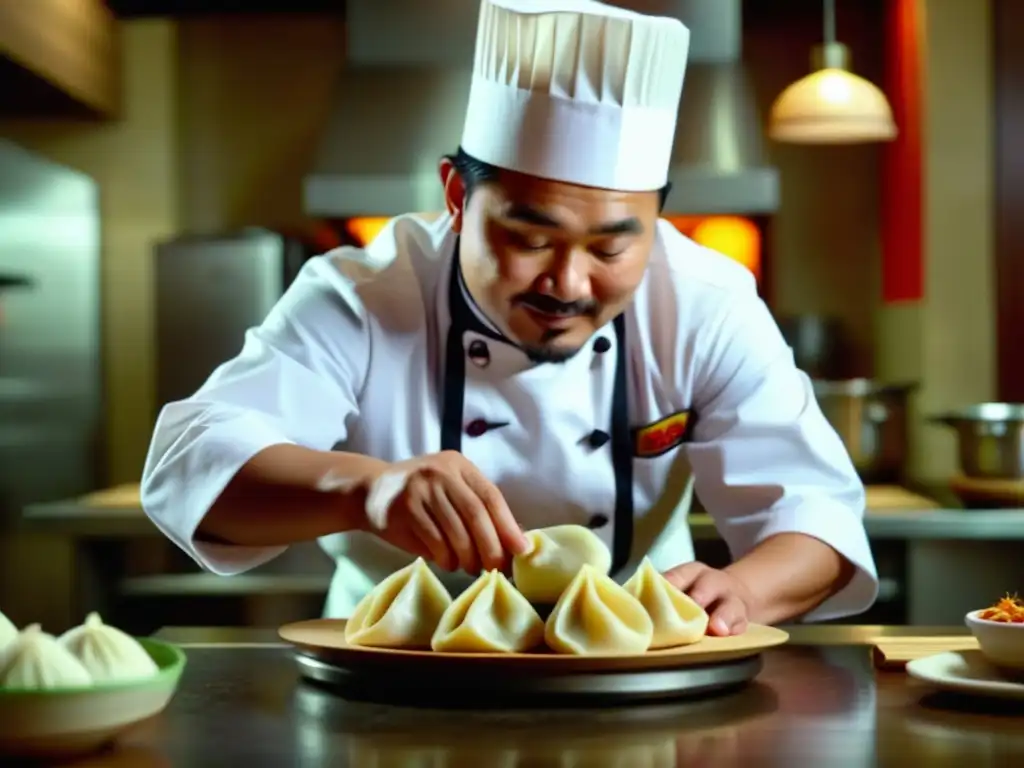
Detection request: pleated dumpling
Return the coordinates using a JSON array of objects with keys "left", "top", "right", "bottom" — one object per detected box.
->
[
  {"left": 512, "top": 524, "right": 612, "bottom": 604},
  {"left": 0, "top": 624, "right": 92, "bottom": 689},
  {"left": 544, "top": 565, "right": 653, "bottom": 655},
  {"left": 623, "top": 557, "right": 709, "bottom": 649},
  {"left": 0, "top": 609, "right": 16, "bottom": 651},
  {"left": 431, "top": 570, "right": 544, "bottom": 653},
  {"left": 58, "top": 612, "right": 159, "bottom": 682},
  {"left": 345, "top": 558, "right": 453, "bottom": 649}
]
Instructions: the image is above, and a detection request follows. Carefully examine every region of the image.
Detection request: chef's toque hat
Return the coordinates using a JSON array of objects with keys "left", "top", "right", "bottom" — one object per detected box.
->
[{"left": 460, "top": 0, "right": 690, "bottom": 192}]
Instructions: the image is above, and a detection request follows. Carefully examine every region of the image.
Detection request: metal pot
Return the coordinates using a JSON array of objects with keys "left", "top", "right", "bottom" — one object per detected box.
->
[
  {"left": 812, "top": 379, "right": 917, "bottom": 484},
  {"left": 930, "top": 403, "right": 1024, "bottom": 479}
]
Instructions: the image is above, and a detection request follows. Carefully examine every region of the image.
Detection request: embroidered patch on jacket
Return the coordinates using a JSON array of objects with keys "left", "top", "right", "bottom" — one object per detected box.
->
[{"left": 633, "top": 410, "right": 695, "bottom": 458}]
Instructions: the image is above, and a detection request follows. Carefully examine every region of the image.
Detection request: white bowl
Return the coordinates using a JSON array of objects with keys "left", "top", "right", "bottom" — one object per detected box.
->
[
  {"left": 0, "top": 637, "right": 186, "bottom": 760},
  {"left": 965, "top": 609, "right": 1024, "bottom": 671}
]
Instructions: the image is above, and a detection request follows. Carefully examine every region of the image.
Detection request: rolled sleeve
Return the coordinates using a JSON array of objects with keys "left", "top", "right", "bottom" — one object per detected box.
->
[
  {"left": 750, "top": 497, "right": 877, "bottom": 622},
  {"left": 142, "top": 407, "right": 294, "bottom": 575},
  {"left": 685, "top": 286, "right": 879, "bottom": 622}
]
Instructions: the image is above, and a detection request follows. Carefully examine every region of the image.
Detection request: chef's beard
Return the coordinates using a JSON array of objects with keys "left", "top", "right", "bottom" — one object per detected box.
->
[
  {"left": 514, "top": 293, "right": 595, "bottom": 364},
  {"left": 521, "top": 329, "right": 581, "bottom": 364}
]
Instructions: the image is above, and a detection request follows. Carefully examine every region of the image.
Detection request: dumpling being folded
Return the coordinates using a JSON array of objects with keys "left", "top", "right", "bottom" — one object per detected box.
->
[
  {"left": 431, "top": 570, "right": 544, "bottom": 653},
  {"left": 512, "top": 525, "right": 612, "bottom": 604},
  {"left": 0, "top": 624, "right": 92, "bottom": 689},
  {"left": 545, "top": 565, "right": 654, "bottom": 655},
  {"left": 345, "top": 557, "right": 453, "bottom": 649},
  {"left": 0, "top": 609, "right": 16, "bottom": 651},
  {"left": 59, "top": 612, "right": 159, "bottom": 682},
  {"left": 623, "top": 557, "right": 709, "bottom": 649}
]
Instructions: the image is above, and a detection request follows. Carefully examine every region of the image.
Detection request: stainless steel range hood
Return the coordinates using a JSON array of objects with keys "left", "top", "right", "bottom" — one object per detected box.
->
[
  {"left": 660, "top": 0, "right": 780, "bottom": 214},
  {"left": 303, "top": 0, "right": 778, "bottom": 218}
]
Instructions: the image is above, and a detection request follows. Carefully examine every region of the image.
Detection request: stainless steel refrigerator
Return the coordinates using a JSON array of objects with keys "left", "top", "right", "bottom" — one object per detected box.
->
[
  {"left": 0, "top": 138, "right": 103, "bottom": 517},
  {"left": 153, "top": 229, "right": 312, "bottom": 413}
]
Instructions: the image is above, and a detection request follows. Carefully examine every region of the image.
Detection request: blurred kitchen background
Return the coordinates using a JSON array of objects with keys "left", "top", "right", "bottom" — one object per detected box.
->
[{"left": 0, "top": 0, "right": 1020, "bottom": 634}]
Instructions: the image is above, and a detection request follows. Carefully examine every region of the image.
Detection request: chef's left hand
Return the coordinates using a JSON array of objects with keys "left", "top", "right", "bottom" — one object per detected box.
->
[{"left": 662, "top": 562, "right": 755, "bottom": 637}]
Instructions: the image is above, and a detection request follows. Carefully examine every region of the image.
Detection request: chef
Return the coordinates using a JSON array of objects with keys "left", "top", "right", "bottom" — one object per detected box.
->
[{"left": 141, "top": 0, "right": 878, "bottom": 636}]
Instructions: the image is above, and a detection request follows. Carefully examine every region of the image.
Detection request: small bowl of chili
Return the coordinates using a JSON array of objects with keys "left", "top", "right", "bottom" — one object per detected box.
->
[{"left": 966, "top": 595, "right": 1024, "bottom": 673}]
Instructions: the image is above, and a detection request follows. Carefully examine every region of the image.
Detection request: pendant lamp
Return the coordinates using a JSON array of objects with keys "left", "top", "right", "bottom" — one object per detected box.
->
[{"left": 768, "top": 0, "right": 897, "bottom": 144}]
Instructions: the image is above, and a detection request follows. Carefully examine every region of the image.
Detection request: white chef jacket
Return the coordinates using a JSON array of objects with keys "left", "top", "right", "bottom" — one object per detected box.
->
[{"left": 141, "top": 212, "right": 878, "bottom": 621}]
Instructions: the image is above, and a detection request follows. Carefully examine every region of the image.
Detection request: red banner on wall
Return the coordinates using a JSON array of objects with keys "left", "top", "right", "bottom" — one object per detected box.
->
[{"left": 881, "top": 0, "right": 925, "bottom": 304}]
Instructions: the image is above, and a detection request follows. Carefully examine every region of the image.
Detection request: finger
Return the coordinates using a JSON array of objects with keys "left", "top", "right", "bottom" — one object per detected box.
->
[
  {"left": 406, "top": 492, "right": 456, "bottom": 571},
  {"left": 685, "top": 573, "right": 725, "bottom": 610},
  {"left": 459, "top": 464, "right": 530, "bottom": 556},
  {"left": 445, "top": 476, "right": 505, "bottom": 572},
  {"left": 709, "top": 597, "right": 748, "bottom": 636},
  {"left": 385, "top": 517, "right": 433, "bottom": 560},
  {"left": 662, "top": 562, "right": 708, "bottom": 594},
  {"left": 429, "top": 482, "right": 480, "bottom": 574}
]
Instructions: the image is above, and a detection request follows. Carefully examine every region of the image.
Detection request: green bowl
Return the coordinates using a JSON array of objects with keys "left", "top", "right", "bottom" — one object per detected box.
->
[{"left": 0, "top": 638, "right": 186, "bottom": 760}]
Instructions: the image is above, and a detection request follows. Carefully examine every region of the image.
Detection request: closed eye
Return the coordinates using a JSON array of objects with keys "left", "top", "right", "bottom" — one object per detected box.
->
[
  {"left": 591, "top": 239, "right": 631, "bottom": 259},
  {"left": 507, "top": 230, "right": 553, "bottom": 252}
]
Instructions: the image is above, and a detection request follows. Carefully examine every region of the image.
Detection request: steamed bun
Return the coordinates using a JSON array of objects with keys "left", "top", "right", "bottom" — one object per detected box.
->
[
  {"left": 345, "top": 557, "right": 453, "bottom": 649},
  {"left": 0, "top": 624, "right": 92, "bottom": 689},
  {"left": 0, "top": 609, "right": 16, "bottom": 651},
  {"left": 624, "top": 558, "right": 709, "bottom": 648},
  {"left": 59, "top": 612, "right": 159, "bottom": 682},
  {"left": 545, "top": 565, "right": 653, "bottom": 655},
  {"left": 512, "top": 525, "right": 612, "bottom": 604}
]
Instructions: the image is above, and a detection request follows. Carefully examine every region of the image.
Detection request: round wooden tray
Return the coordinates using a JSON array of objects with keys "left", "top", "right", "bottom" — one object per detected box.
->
[
  {"left": 280, "top": 619, "right": 788, "bottom": 705},
  {"left": 278, "top": 619, "right": 790, "bottom": 673}
]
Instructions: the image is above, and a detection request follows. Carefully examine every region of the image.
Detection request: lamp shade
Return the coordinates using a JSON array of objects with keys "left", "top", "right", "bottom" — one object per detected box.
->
[{"left": 768, "top": 68, "right": 897, "bottom": 144}]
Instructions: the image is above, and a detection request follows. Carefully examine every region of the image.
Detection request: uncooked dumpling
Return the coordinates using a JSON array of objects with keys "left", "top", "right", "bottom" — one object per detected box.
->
[
  {"left": 432, "top": 570, "right": 544, "bottom": 653},
  {"left": 345, "top": 557, "right": 453, "bottom": 649},
  {"left": 623, "top": 557, "right": 709, "bottom": 649},
  {"left": 512, "top": 524, "right": 612, "bottom": 604},
  {"left": 0, "top": 609, "right": 16, "bottom": 651},
  {"left": 58, "top": 612, "right": 159, "bottom": 683},
  {"left": 544, "top": 565, "right": 653, "bottom": 655},
  {"left": 0, "top": 624, "right": 92, "bottom": 689}
]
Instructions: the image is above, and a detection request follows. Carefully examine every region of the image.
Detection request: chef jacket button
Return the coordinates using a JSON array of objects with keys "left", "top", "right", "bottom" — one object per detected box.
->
[
  {"left": 586, "top": 430, "right": 611, "bottom": 449},
  {"left": 468, "top": 339, "right": 490, "bottom": 368},
  {"left": 465, "top": 419, "right": 508, "bottom": 438},
  {"left": 587, "top": 514, "right": 610, "bottom": 530},
  {"left": 593, "top": 337, "right": 611, "bottom": 354}
]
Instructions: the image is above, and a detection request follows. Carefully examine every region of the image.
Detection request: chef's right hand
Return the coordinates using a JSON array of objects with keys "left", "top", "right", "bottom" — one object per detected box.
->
[{"left": 360, "top": 451, "right": 531, "bottom": 575}]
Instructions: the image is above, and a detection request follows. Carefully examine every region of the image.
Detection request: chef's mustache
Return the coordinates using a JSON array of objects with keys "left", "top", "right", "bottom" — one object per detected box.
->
[{"left": 514, "top": 292, "right": 598, "bottom": 317}]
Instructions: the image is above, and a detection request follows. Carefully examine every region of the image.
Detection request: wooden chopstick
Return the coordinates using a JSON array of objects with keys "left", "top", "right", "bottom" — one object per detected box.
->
[{"left": 871, "top": 636, "right": 979, "bottom": 670}]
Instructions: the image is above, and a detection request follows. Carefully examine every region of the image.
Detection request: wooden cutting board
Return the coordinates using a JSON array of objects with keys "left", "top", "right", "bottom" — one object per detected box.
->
[
  {"left": 949, "top": 474, "right": 1024, "bottom": 506},
  {"left": 280, "top": 618, "right": 790, "bottom": 672},
  {"left": 80, "top": 483, "right": 142, "bottom": 509},
  {"left": 864, "top": 485, "right": 939, "bottom": 511},
  {"left": 872, "top": 636, "right": 979, "bottom": 670}
]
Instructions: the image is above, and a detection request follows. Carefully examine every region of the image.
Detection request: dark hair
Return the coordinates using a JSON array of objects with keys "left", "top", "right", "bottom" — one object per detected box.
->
[{"left": 444, "top": 147, "right": 672, "bottom": 210}]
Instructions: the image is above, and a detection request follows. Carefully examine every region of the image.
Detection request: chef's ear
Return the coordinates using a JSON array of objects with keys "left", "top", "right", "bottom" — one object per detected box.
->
[{"left": 439, "top": 156, "right": 466, "bottom": 233}]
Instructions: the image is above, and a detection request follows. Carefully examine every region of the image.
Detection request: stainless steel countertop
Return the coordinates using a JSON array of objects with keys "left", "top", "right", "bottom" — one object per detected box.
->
[{"left": 103, "top": 623, "right": 1020, "bottom": 766}]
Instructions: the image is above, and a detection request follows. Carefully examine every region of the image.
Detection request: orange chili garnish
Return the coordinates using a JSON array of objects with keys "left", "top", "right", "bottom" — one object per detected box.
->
[{"left": 978, "top": 594, "right": 1024, "bottom": 623}]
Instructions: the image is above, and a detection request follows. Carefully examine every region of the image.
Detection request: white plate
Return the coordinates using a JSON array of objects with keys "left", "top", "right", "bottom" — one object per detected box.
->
[{"left": 906, "top": 650, "right": 1024, "bottom": 701}]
